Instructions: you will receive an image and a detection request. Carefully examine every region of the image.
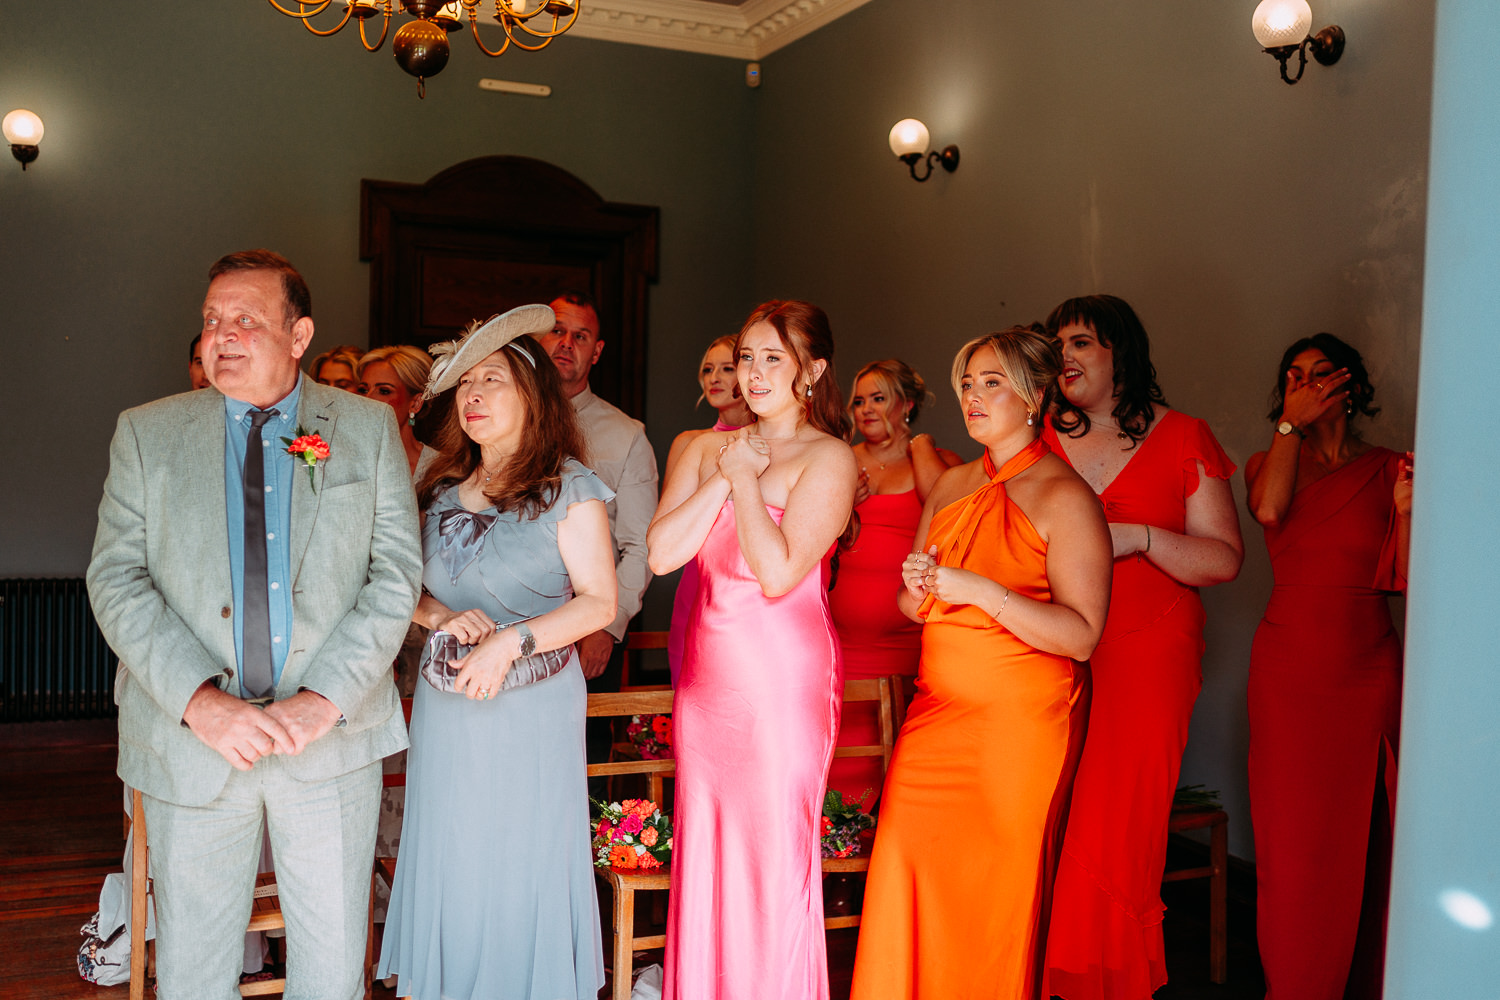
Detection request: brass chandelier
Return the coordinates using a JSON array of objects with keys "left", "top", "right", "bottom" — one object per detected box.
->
[{"left": 267, "top": 0, "right": 580, "bottom": 98}]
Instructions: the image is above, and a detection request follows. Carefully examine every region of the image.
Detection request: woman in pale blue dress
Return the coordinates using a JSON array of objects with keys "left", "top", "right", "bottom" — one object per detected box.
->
[{"left": 378, "top": 307, "right": 618, "bottom": 1000}]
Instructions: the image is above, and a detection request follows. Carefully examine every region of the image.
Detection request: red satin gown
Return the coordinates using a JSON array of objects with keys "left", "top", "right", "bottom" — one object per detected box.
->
[
  {"left": 827, "top": 488, "right": 923, "bottom": 801},
  {"left": 664, "top": 500, "right": 842, "bottom": 1000},
  {"left": 1249, "top": 447, "right": 1405, "bottom": 1000},
  {"left": 850, "top": 439, "right": 1090, "bottom": 1000},
  {"left": 1041, "top": 411, "right": 1235, "bottom": 1000}
]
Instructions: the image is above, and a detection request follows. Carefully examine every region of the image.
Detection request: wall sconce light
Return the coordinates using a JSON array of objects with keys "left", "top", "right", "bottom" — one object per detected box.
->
[
  {"left": 1251, "top": 0, "right": 1344, "bottom": 85},
  {"left": 3, "top": 109, "right": 44, "bottom": 171},
  {"left": 888, "top": 119, "right": 959, "bottom": 183}
]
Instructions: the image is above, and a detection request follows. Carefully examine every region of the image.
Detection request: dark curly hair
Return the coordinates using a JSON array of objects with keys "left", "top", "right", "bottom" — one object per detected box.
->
[
  {"left": 1266, "top": 332, "right": 1379, "bottom": 423},
  {"left": 1045, "top": 294, "right": 1167, "bottom": 448}
]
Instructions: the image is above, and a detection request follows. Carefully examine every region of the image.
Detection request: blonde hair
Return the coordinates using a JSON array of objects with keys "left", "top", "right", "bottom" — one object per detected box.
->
[
  {"left": 309, "top": 345, "right": 362, "bottom": 380},
  {"left": 849, "top": 359, "right": 932, "bottom": 441},
  {"left": 357, "top": 344, "right": 432, "bottom": 396},
  {"left": 950, "top": 327, "right": 1062, "bottom": 434},
  {"left": 696, "top": 334, "right": 740, "bottom": 407}
]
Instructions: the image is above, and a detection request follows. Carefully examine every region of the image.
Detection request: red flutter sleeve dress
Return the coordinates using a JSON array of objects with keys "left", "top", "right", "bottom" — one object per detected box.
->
[{"left": 1042, "top": 410, "right": 1236, "bottom": 1000}]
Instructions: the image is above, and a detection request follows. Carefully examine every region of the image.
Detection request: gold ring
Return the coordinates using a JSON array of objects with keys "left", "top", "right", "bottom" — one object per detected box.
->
[{"left": 1315, "top": 382, "right": 1323, "bottom": 389}]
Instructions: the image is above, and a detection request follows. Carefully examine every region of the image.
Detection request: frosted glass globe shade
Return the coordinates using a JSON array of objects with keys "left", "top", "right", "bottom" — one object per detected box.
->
[
  {"left": 1252, "top": 0, "right": 1313, "bottom": 48},
  {"left": 888, "top": 119, "right": 930, "bottom": 158},
  {"left": 2, "top": 109, "right": 44, "bottom": 145}
]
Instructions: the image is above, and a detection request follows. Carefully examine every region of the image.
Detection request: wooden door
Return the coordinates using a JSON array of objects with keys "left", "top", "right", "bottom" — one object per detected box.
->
[{"left": 360, "top": 156, "right": 659, "bottom": 419}]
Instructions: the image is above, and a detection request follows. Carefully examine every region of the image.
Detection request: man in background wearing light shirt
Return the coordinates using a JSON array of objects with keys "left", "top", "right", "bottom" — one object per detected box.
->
[{"left": 537, "top": 291, "right": 658, "bottom": 683}]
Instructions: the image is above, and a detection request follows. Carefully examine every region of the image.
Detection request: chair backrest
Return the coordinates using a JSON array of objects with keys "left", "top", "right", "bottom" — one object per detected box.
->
[
  {"left": 587, "top": 688, "right": 676, "bottom": 806},
  {"left": 833, "top": 676, "right": 900, "bottom": 776},
  {"left": 619, "top": 630, "right": 669, "bottom": 689}
]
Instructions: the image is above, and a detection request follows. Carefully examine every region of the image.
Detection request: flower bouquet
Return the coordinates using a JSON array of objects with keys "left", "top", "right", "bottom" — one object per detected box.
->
[
  {"left": 624, "top": 713, "right": 673, "bottom": 759},
  {"left": 821, "top": 788, "right": 876, "bottom": 859},
  {"left": 591, "top": 797, "right": 673, "bottom": 871}
]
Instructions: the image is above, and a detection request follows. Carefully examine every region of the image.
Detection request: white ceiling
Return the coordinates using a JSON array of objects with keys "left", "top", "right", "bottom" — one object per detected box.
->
[{"left": 564, "top": 0, "right": 875, "bottom": 59}]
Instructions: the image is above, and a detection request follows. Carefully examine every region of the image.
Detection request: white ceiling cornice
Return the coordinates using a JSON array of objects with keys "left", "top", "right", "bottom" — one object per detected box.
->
[{"left": 564, "top": 0, "right": 875, "bottom": 59}]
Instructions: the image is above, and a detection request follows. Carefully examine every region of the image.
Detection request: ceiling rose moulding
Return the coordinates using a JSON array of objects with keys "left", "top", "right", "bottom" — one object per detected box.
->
[{"left": 563, "top": 0, "right": 875, "bottom": 59}]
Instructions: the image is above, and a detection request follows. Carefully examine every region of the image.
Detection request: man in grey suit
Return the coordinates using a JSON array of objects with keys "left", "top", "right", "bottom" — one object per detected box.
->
[{"left": 87, "top": 250, "right": 422, "bottom": 1000}]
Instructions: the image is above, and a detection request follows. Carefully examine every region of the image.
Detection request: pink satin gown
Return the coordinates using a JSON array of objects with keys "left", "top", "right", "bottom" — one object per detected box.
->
[{"left": 664, "top": 500, "right": 842, "bottom": 1000}]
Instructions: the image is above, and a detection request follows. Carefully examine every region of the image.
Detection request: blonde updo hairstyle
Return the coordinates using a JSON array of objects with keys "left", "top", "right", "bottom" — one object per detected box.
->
[
  {"left": 849, "top": 359, "right": 932, "bottom": 442},
  {"left": 950, "top": 327, "right": 1063, "bottom": 438},
  {"left": 357, "top": 344, "right": 433, "bottom": 396}
]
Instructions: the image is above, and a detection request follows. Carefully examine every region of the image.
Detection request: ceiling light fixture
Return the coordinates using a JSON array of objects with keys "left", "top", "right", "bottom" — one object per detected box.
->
[
  {"left": 1251, "top": 0, "right": 1345, "bottom": 85},
  {"left": 266, "top": 0, "right": 579, "bottom": 98}
]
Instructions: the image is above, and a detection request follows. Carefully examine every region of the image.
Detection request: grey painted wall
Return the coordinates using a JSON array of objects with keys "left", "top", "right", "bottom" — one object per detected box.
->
[
  {"left": 3, "top": 1, "right": 1434, "bottom": 861},
  {"left": 0, "top": 6, "right": 756, "bottom": 596},
  {"left": 749, "top": 0, "right": 1433, "bottom": 857}
]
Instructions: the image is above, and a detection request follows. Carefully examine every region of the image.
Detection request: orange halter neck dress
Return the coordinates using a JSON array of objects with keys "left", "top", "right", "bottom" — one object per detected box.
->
[{"left": 851, "top": 439, "right": 1090, "bottom": 1000}]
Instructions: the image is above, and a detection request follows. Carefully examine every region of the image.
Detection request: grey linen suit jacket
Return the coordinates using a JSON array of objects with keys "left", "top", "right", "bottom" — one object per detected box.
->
[{"left": 87, "top": 382, "right": 422, "bottom": 807}]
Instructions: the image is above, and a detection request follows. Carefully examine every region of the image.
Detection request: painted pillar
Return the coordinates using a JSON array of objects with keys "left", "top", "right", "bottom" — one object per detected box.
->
[{"left": 1384, "top": 0, "right": 1500, "bottom": 994}]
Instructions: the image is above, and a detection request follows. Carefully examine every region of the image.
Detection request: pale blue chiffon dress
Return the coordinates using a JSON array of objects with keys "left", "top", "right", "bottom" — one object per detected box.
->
[{"left": 378, "top": 460, "right": 610, "bottom": 1000}]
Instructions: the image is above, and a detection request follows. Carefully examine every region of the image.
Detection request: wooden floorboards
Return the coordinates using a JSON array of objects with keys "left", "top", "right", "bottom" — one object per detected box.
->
[{"left": 2, "top": 718, "right": 1263, "bottom": 1000}]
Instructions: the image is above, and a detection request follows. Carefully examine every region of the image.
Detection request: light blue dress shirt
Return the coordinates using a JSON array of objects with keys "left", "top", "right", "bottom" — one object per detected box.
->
[{"left": 224, "top": 377, "right": 302, "bottom": 697}]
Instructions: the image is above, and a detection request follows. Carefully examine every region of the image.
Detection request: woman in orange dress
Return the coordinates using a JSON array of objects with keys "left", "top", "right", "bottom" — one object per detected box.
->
[
  {"left": 1041, "top": 295, "right": 1244, "bottom": 1000},
  {"left": 850, "top": 328, "right": 1112, "bottom": 1000},
  {"left": 1244, "top": 333, "right": 1411, "bottom": 1000},
  {"left": 827, "top": 359, "right": 961, "bottom": 803}
]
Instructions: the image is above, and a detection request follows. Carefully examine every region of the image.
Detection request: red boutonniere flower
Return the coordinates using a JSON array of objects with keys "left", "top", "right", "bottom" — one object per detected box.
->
[{"left": 281, "top": 427, "right": 330, "bottom": 492}]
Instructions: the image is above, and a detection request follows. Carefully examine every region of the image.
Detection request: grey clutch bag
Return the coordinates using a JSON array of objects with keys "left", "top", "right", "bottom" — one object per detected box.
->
[{"left": 419, "top": 620, "right": 573, "bottom": 696}]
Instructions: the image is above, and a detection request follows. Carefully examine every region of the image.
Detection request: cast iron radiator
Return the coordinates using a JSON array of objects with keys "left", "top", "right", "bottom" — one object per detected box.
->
[{"left": 0, "top": 578, "right": 118, "bottom": 722}]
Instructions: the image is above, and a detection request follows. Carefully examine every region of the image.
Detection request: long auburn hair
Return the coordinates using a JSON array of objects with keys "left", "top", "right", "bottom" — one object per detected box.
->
[
  {"left": 735, "top": 300, "right": 853, "bottom": 442},
  {"left": 1045, "top": 294, "right": 1168, "bottom": 448},
  {"left": 415, "top": 338, "right": 586, "bottom": 518}
]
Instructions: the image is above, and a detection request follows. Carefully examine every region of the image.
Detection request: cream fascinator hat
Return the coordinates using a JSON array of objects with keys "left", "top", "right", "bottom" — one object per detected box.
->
[{"left": 423, "top": 304, "right": 556, "bottom": 400}]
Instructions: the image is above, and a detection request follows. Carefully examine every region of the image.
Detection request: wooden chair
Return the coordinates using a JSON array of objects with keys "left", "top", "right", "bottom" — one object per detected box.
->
[
  {"left": 128, "top": 787, "right": 378, "bottom": 1000},
  {"left": 819, "top": 676, "right": 900, "bottom": 930},
  {"left": 586, "top": 675, "right": 902, "bottom": 998},
  {"left": 1163, "top": 805, "right": 1229, "bottom": 984},
  {"left": 586, "top": 687, "right": 676, "bottom": 1000},
  {"left": 618, "top": 630, "right": 669, "bottom": 689}
]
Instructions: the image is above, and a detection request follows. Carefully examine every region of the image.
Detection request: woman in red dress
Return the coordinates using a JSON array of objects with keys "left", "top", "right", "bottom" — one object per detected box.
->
[
  {"left": 827, "top": 360, "right": 961, "bottom": 803},
  {"left": 1041, "top": 296, "right": 1244, "bottom": 1000},
  {"left": 1244, "top": 333, "right": 1412, "bottom": 1000}
]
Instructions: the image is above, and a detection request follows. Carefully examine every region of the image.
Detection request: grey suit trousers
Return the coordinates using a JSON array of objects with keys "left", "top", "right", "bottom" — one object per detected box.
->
[{"left": 142, "top": 756, "right": 382, "bottom": 1000}]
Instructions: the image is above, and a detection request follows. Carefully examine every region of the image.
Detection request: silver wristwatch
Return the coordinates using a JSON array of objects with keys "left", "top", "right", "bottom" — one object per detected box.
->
[
  {"left": 514, "top": 622, "right": 537, "bottom": 657},
  {"left": 1276, "top": 420, "right": 1302, "bottom": 438}
]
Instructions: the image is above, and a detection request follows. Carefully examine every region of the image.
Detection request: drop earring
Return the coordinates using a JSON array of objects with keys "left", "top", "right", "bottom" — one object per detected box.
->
[
  {"left": 805, "top": 384, "right": 813, "bottom": 398},
  {"left": 1026, "top": 411, "right": 1035, "bottom": 426}
]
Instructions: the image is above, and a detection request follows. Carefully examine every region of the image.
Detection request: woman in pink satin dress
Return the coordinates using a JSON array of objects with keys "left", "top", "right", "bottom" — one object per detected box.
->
[
  {"left": 648, "top": 300, "right": 858, "bottom": 1000},
  {"left": 664, "top": 335, "right": 755, "bottom": 684}
]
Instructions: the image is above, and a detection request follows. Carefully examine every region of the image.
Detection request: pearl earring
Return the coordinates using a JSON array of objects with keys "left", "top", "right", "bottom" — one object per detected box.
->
[
  {"left": 408, "top": 413, "right": 417, "bottom": 427},
  {"left": 1026, "top": 412, "right": 1035, "bottom": 426},
  {"left": 806, "top": 384, "right": 813, "bottom": 398}
]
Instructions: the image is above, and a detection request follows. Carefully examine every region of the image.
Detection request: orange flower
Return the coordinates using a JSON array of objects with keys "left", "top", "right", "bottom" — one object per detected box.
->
[
  {"left": 640, "top": 827, "right": 658, "bottom": 847},
  {"left": 608, "top": 845, "right": 638, "bottom": 869},
  {"left": 633, "top": 800, "right": 657, "bottom": 819},
  {"left": 638, "top": 854, "right": 661, "bottom": 870},
  {"left": 287, "top": 434, "right": 330, "bottom": 461}
]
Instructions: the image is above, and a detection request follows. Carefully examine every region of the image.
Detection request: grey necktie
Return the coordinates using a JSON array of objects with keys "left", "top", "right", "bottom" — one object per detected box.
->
[{"left": 242, "top": 408, "right": 278, "bottom": 699}]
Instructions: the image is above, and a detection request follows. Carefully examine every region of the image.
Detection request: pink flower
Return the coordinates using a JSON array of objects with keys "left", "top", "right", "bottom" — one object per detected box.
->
[{"left": 620, "top": 813, "right": 644, "bottom": 835}]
